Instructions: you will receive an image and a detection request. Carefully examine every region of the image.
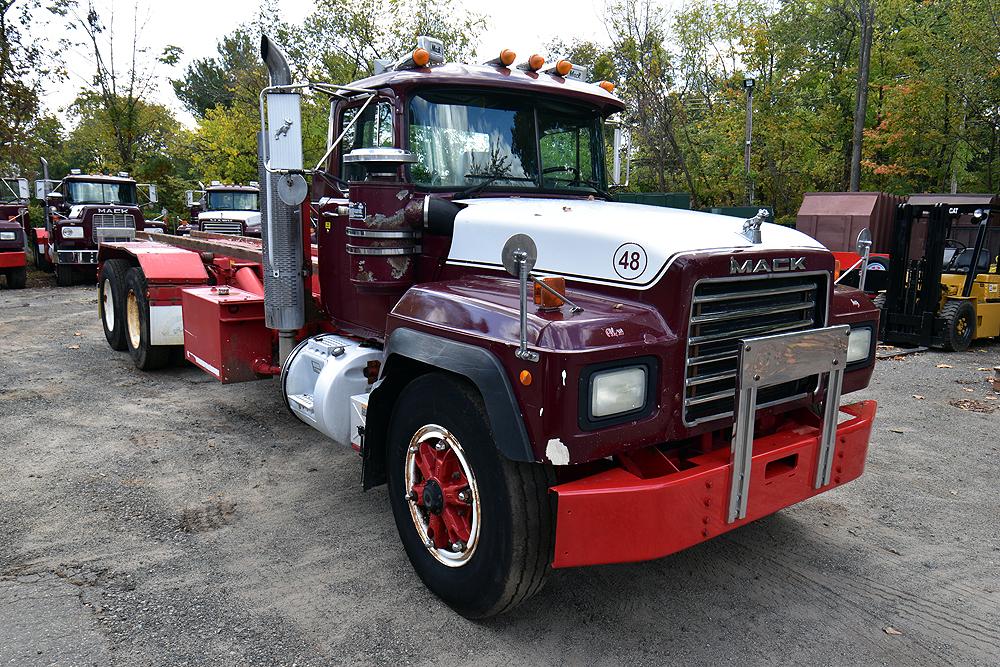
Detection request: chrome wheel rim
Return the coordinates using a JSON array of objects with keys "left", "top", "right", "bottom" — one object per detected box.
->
[
  {"left": 102, "top": 279, "right": 115, "bottom": 330},
  {"left": 126, "top": 291, "right": 141, "bottom": 350},
  {"left": 404, "top": 424, "right": 481, "bottom": 567}
]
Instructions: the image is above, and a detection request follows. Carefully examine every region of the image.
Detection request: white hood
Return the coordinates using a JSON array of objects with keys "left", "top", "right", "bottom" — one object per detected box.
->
[
  {"left": 446, "top": 198, "right": 826, "bottom": 290},
  {"left": 199, "top": 210, "right": 261, "bottom": 225}
]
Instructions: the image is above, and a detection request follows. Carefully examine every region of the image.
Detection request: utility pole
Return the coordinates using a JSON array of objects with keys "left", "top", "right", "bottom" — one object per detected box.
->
[{"left": 743, "top": 77, "right": 755, "bottom": 206}]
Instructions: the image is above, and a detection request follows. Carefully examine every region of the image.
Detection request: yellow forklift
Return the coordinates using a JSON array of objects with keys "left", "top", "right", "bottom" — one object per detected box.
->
[{"left": 877, "top": 198, "right": 999, "bottom": 351}]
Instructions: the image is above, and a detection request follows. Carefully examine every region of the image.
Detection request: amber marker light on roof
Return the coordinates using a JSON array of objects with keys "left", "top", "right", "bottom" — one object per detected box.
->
[
  {"left": 500, "top": 49, "right": 516, "bottom": 66},
  {"left": 412, "top": 48, "right": 431, "bottom": 67},
  {"left": 555, "top": 59, "right": 572, "bottom": 76},
  {"left": 598, "top": 80, "right": 616, "bottom": 93},
  {"left": 518, "top": 54, "right": 545, "bottom": 72}
]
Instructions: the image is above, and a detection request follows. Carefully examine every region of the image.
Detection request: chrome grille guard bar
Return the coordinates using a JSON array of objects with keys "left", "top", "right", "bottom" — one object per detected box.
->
[{"left": 727, "top": 325, "right": 850, "bottom": 523}]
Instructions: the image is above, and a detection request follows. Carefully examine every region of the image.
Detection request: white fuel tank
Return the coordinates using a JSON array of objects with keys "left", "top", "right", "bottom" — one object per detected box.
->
[{"left": 280, "top": 334, "right": 383, "bottom": 446}]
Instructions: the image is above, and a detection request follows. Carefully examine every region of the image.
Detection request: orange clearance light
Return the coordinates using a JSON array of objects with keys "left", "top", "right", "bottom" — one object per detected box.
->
[
  {"left": 527, "top": 54, "right": 545, "bottom": 71},
  {"left": 598, "top": 80, "right": 616, "bottom": 93},
  {"left": 500, "top": 49, "right": 516, "bottom": 66},
  {"left": 519, "top": 370, "right": 533, "bottom": 386},
  {"left": 412, "top": 48, "right": 431, "bottom": 67},
  {"left": 555, "top": 59, "right": 572, "bottom": 76},
  {"left": 833, "top": 259, "right": 841, "bottom": 281},
  {"left": 533, "top": 276, "right": 567, "bottom": 310}
]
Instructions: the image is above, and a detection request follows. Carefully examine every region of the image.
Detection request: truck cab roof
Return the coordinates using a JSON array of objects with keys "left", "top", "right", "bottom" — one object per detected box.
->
[
  {"left": 63, "top": 173, "right": 137, "bottom": 185},
  {"left": 349, "top": 62, "right": 625, "bottom": 116},
  {"left": 205, "top": 184, "right": 259, "bottom": 193}
]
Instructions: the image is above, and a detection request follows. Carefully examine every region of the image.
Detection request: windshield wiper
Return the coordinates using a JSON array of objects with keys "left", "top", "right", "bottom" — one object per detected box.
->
[
  {"left": 581, "top": 178, "right": 614, "bottom": 201},
  {"left": 456, "top": 173, "right": 536, "bottom": 199}
]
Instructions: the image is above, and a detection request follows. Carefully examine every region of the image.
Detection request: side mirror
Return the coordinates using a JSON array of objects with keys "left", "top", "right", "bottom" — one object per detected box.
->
[
  {"left": 185, "top": 190, "right": 195, "bottom": 206},
  {"left": 16, "top": 178, "right": 29, "bottom": 200},
  {"left": 149, "top": 184, "right": 158, "bottom": 204},
  {"left": 35, "top": 180, "right": 49, "bottom": 199},
  {"left": 608, "top": 123, "right": 631, "bottom": 188}
]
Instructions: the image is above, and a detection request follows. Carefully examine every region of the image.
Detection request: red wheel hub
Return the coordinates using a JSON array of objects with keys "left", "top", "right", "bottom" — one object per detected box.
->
[{"left": 410, "top": 438, "right": 473, "bottom": 550}]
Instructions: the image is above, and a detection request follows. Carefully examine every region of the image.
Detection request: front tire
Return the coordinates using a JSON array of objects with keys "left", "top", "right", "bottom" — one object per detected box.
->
[
  {"left": 6, "top": 266, "right": 26, "bottom": 289},
  {"left": 386, "top": 373, "right": 554, "bottom": 618},
  {"left": 941, "top": 300, "right": 976, "bottom": 352},
  {"left": 99, "top": 259, "right": 131, "bottom": 350},
  {"left": 55, "top": 264, "right": 74, "bottom": 286},
  {"left": 123, "top": 266, "right": 171, "bottom": 370}
]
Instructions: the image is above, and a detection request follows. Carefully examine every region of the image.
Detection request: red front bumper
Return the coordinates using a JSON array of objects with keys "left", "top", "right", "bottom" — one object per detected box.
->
[
  {"left": 0, "top": 250, "right": 26, "bottom": 269},
  {"left": 551, "top": 400, "right": 876, "bottom": 568}
]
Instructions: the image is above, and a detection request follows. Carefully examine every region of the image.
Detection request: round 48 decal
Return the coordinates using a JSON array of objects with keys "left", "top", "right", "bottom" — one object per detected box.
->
[{"left": 613, "top": 242, "right": 648, "bottom": 280}]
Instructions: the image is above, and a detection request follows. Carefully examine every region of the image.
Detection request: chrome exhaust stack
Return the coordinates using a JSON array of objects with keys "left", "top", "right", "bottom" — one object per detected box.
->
[{"left": 259, "top": 34, "right": 305, "bottom": 363}]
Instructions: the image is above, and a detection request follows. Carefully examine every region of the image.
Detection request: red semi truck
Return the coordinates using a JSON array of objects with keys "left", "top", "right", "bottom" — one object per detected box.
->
[
  {"left": 95, "top": 36, "right": 879, "bottom": 617},
  {"left": 176, "top": 181, "right": 261, "bottom": 237},
  {"left": 0, "top": 176, "right": 30, "bottom": 289},
  {"left": 34, "top": 164, "right": 165, "bottom": 285}
]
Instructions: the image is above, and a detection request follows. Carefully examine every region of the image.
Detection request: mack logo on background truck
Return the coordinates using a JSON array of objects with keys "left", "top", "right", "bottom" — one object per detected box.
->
[
  {"left": 92, "top": 35, "right": 879, "bottom": 618},
  {"left": 33, "top": 163, "right": 164, "bottom": 286}
]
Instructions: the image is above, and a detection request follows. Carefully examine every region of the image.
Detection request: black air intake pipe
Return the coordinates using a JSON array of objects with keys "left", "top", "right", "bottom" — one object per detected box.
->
[{"left": 259, "top": 35, "right": 305, "bottom": 363}]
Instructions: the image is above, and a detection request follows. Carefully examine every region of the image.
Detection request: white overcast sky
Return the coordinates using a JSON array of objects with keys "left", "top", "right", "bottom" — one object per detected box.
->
[{"left": 40, "top": 0, "right": 622, "bottom": 127}]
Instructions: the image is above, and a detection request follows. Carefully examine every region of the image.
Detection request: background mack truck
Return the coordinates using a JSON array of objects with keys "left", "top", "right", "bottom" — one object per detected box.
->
[
  {"left": 34, "top": 162, "right": 165, "bottom": 286},
  {"left": 176, "top": 181, "right": 261, "bottom": 237},
  {"left": 94, "top": 36, "right": 879, "bottom": 618},
  {"left": 0, "top": 176, "right": 30, "bottom": 289}
]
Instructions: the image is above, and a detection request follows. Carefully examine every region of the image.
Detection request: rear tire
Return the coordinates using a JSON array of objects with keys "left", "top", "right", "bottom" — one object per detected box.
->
[
  {"left": 386, "top": 373, "right": 554, "bottom": 619},
  {"left": 941, "top": 300, "right": 976, "bottom": 352},
  {"left": 55, "top": 264, "right": 74, "bottom": 286},
  {"left": 99, "top": 259, "right": 131, "bottom": 351},
  {"left": 6, "top": 266, "right": 26, "bottom": 289},
  {"left": 123, "top": 266, "right": 171, "bottom": 370}
]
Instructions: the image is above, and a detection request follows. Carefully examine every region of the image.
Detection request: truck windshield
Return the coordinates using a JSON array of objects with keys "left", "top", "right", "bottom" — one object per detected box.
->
[
  {"left": 408, "top": 90, "right": 605, "bottom": 194},
  {"left": 207, "top": 191, "right": 259, "bottom": 211},
  {"left": 66, "top": 181, "right": 137, "bottom": 205}
]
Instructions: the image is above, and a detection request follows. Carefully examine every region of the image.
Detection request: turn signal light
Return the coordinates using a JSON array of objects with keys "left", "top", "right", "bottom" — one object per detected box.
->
[
  {"left": 555, "top": 59, "right": 572, "bottom": 76},
  {"left": 534, "top": 276, "right": 567, "bottom": 310},
  {"left": 412, "top": 48, "right": 431, "bottom": 67},
  {"left": 833, "top": 259, "right": 841, "bottom": 281},
  {"left": 598, "top": 80, "right": 616, "bottom": 93},
  {"left": 519, "top": 370, "right": 533, "bottom": 386}
]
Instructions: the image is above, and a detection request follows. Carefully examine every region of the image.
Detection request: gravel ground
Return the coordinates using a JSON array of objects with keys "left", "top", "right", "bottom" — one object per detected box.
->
[{"left": 1, "top": 276, "right": 999, "bottom": 666}]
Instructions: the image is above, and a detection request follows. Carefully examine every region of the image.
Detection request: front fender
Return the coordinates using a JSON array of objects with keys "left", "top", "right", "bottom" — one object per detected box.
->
[{"left": 362, "top": 327, "right": 535, "bottom": 489}]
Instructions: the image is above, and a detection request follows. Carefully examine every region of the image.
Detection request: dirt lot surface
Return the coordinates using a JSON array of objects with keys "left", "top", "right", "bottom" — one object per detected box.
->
[{"left": 2, "top": 277, "right": 999, "bottom": 666}]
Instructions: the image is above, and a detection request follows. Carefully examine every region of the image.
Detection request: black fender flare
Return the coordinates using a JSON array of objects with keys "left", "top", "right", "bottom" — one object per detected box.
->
[{"left": 361, "top": 327, "right": 534, "bottom": 489}]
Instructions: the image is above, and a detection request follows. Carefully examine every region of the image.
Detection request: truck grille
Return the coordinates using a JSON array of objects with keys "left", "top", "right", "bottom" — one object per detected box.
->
[
  {"left": 93, "top": 213, "right": 136, "bottom": 243},
  {"left": 684, "top": 273, "right": 827, "bottom": 425},
  {"left": 201, "top": 220, "right": 243, "bottom": 235}
]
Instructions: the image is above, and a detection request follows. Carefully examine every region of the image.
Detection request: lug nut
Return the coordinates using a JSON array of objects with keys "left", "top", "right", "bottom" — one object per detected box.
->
[
  {"left": 435, "top": 442, "right": 447, "bottom": 451},
  {"left": 451, "top": 541, "right": 465, "bottom": 553}
]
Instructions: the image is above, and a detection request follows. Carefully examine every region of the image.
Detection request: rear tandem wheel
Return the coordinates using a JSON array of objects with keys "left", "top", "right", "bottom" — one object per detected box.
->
[{"left": 123, "top": 266, "right": 172, "bottom": 370}]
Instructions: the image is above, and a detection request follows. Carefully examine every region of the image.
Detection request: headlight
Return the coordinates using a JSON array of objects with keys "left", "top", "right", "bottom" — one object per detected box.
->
[
  {"left": 0, "top": 231, "right": 15, "bottom": 241},
  {"left": 61, "top": 226, "right": 84, "bottom": 239},
  {"left": 591, "top": 366, "right": 648, "bottom": 418},
  {"left": 847, "top": 325, "right": 873, "bottom": 364}
]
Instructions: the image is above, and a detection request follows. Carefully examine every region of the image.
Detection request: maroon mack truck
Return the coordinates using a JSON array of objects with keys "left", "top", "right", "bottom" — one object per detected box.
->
[
  {"left": 94, "top": 36, "right": 879, "bottom": 618},
  {"left": 0, "top": 176, "right": 30, "bottom": 289},
  {"left": 34, "top": 163, "right": 165, "bottom": 285}
]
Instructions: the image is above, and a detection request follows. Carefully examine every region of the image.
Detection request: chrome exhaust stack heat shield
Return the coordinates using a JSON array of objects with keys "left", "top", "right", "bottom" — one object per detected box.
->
[{"left": 259, "top": 34, "right": 305, "bottom": 361}]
